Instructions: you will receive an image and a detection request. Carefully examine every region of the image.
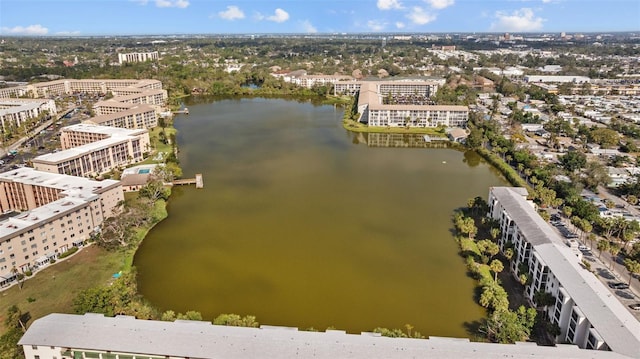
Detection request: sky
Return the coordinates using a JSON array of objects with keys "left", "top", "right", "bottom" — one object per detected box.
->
[{"left": 0, "top": 0, "right": 639, "bottom": 36}]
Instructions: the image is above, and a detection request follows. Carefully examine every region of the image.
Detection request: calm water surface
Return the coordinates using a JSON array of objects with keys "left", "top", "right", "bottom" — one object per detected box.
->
[{"left": 135, "top": 97, "right": 507, "bottom": 337}]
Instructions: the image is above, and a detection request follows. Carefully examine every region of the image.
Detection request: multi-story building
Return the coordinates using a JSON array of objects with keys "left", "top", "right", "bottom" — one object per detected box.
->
[
  {"left": 0, "top": 99, "right": 57, "bottom": 133},
  {"left": 289, "top": 74, "right": 354, "bottom": 89},
  {"left": 33, "top": 124, "right": 149, "bottom": 178},
  {"left": 93, "top": 89, "right": 167, "bottom": 115},
  {"left": 525, "top": 75, "right": 591, "bottom": 84},
  {"left": 117, "top": 51, "right": 159, "bottom": 64},
  {"left": 0, "top": 168, "right": 123, "bottom": 285},
  {"left": 357, "top": 82, "right": 468, "bottom": 128},
  {"left": 85, "top": 105, "right": 158, "bottom": 130},
  {"left": 488, "top": 187, "right": 640, "bottom": 357},
  {"left": 18, "top": 313, "right": 638, "bottom": 359}
]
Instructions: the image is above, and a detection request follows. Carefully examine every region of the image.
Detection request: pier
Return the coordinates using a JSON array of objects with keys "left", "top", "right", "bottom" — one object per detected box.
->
[
  {"left": 172, "top": 173, "right": 203, "bottom": 188},
  {"left": 173, "top": 107, "right": 189, "bottom": 115}
]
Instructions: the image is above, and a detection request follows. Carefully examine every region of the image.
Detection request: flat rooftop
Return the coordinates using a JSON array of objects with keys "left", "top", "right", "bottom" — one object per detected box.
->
[
  {"left": 33, "top": 136, "right": 132, "bottom": 164},
  {"left": 19, "top": 313, "right": 636, "bottom": 359},
  {"left": 0, "top": 167, "right": 119, "bottom": 195},
  {"left": 62, "top": 123, "right": 147, "bottom": 137}
]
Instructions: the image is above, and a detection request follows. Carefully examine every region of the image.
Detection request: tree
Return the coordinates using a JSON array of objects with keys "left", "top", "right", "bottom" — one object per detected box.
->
[
  {"left": 213, "top": 313, "right": 259, "bottom": 327},
  {"left": 458, "top": 217, "right": 478, "bottom": 240},
  {"left": 582, "top": 161, "right": 611, "bottom": 190},
  {"left": 490, "top": 259, "right": 504, "bottom": 281},
  {"left": 478, "top": 239, "right": 500, "bottom": 263},
  {"left": 0, "top": 305, "right": 27, "bottom": 359},
  {"left": 623, "top": 259, "right": 640, "bottom": 286},
  {"left": 533, "top": 291, "right": 555, "bottom": 311},
  {"left": 484, "top": 306, "right": 537, "bottom": 344},
  {"left": 558, "top": 150, "right": 587, "bottom": 172},
  {"left": 609, "top": 243, "right": 621, "bottom": 270},
  {"left": 479, "top": 279, "right": 509, "bottom": 310},
  {"left": 596, "top": 239, "right": 610, "bottom": 260}
]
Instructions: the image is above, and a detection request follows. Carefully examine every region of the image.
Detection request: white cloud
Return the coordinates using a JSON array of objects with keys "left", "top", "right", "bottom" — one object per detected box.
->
[
  {"left": 377, "top": 0, "right": 403, "bottom": 10},
  {"left": 131, "top": 0, "right": 148, "bottom": 5},
  {"left": 424, "top": 0, "right": 454, "bottom": 9},
  {"left": 406, "top": 7, "right": 437, "bottom": 25},
  {"left": 367, "top": 20, "right": 387, "bottom": 31},
  {"left": 267, "top": 8, "right": 290, "bottom": 23},
  {"left": 155, "top": 0, "right": 189, "bottom": 8},
  {"left": 491, "top": 8, "right": 544, "bottom": 31},
  {"left": 219, "top": 6, "right": 245, "bottom": 20},
  {"left": 301, "top": 20, "right": 317, "bottom": 33},
  {"left": 395, "top": 21, "right": 405, "bottom": 29},
  {"left": 1, "top": 24, "right": 48, "bottom": 35}
]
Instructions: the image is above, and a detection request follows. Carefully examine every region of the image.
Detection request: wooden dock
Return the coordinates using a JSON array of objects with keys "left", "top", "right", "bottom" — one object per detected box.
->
[
  {"left": 173, "top": 107, "right": 189, "bottom": 115},
  {"left": 172, "top": 174, "right": 203, "bottom": 188}
]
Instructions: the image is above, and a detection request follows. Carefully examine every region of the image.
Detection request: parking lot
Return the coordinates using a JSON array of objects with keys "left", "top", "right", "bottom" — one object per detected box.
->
[{"left": 549, "top": 212, "right": 640, "bottom": 320}]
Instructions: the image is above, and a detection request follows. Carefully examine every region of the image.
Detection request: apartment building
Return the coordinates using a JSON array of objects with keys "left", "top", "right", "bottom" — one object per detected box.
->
[
  {"left": 117, "top": 51, "right": 159, "bottom": 64},
  {"left": 60, "top": 123, "right": 150, "bottom": 151},
  {"left": 0, "top": 99, "right": 57, "bottom": 132},
  {"left": 487, "top": 187, "right": 640, "bottom": 357},
  {"left": 290, "top": 74, "right": 354, "bottom": 88},
  {"left": 85, "top": 105, "right": 158, "bottom": 130},
  {"left": 93, "top": 89, "right": 166, "bottom": 115},
  {"left": 33, "top": 125, "right": 148, "bottom": 178},
  {"left": 0, "top": 168, "right": 123, "bottom": 284},
  {"left": 357, "top": 82, "right": 468, "bottom": 128},
  {"left": 18, "top": 313, "right": 638, "bottom": 359},
  {"left": 525, "top": 75, "right": 591, "bottom": 84},
  {"left": 334, "top": 79, "right": 443, "bottom": 97}
]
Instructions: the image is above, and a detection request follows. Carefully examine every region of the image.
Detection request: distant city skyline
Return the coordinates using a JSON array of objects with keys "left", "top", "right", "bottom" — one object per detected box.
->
[{"left": 0, "top": 0, "right": 639, "bottom": 36}]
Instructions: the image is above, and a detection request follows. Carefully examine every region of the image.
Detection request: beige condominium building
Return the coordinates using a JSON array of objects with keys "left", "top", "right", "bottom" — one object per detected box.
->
[
  {"left": 0, "top": 78, "right": 165, "bottom": 130},
  {"left": 33, "top": 124, "right": 150, "bottom": 178},
  {"left": 355, "top": 81, "right": 468, "bottom": 128},
  {"left": 488, "top": 187, "right": 640, "bottom": 357},
  {"left": 84, "top": 104, "right": 158, "bottom": 129},
  {"left": 0, "top": 168, "right": 123, "bottom": 286}
]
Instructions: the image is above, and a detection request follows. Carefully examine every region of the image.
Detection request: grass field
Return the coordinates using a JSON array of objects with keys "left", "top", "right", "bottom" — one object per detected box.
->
[{"left": 0, "top": 245, "right": 132, "bottom": 333}]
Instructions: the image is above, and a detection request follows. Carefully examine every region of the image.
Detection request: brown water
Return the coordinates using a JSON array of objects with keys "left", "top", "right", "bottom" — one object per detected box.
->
[{"left": 134, "top": 97, "right": 506, "bottom": 337}]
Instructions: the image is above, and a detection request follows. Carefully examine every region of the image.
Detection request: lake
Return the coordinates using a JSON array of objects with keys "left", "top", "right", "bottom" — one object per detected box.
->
[{"left": 134, "top": 97, "right": 506, "bottom": 337}]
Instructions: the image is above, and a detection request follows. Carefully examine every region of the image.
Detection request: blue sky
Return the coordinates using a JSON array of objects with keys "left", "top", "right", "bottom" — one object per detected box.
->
[{"left": 0, "top": 0, "right": 639, "bottom": 36}]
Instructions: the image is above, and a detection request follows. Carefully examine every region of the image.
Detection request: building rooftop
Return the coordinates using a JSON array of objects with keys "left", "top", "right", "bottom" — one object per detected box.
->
[
  {"left": 490, "top": 187, "right": 640, "bottom": 358},
  {"left": 62, "top": 123, "right": 147, "bottom": 137},
  {"left": 19, "top": 313, "right": 636, "bottom": 359},
  {"left": 357, "top": 82, "right": 467, "bottom": 112},
  {"left": 0, "top": 167, "right": 119, "bottom": 195},
  {"left": 33, "top": 136, "right": 132, "bottom": 164}
]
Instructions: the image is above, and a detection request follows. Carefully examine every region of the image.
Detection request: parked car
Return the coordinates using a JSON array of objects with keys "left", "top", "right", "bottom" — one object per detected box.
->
[
  {"left": 608, "top": 282, "right": 630, "bottom": 290},
  {"left": 578, "top": 245, "right": 591, "bottom": 251},
  {"left": 629, "top": 303, "right": 640, "bottom": 311}
]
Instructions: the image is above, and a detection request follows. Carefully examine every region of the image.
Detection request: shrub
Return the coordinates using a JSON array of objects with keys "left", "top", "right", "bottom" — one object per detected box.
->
[{"left": 58, "top": 247, "right": 79, "bottom": 259}]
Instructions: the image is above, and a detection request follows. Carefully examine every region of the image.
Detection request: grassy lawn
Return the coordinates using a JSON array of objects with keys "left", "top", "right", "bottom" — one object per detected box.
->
[
  {"left": 342, "top": 120, "right": 448, "bottom": 136},
  {"left": 0, "top": 245, "right": 133, "bottom": 333}
]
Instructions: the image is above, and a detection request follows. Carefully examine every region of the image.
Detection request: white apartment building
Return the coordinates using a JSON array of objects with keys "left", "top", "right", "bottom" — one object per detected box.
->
[
  {"left": 0, "top": 99, "right": 57, "bottom": 133},
  {"left": 117, "top": 51, "right": 159, "bottom": 64},
  {"left": 334, "top": 79, "right": 444, "bottom": 96},
  {"left": 357, "top": 82, "right": 468, "bottom": 128},
  {"left": 18, "top": 313, "right": 638, "bottom": 359},
  {"left": 0, "top": 168, "right": 123, "bottom": 285},
  {"left": 289, "top": 74, "right": 354, "bottom": 88},
  {"left": 525, "top": 75, "right": 591, "bottom": 84},
  {"left": 33, "top": 125, "right": 149, "bottom": 178},
  {"left": 488, "top": 187, "right": 640, "bottom": 357}
]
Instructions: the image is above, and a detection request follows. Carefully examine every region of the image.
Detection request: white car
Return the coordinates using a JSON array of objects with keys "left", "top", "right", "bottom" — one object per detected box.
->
[{"left": 578, "top": 245, "right": 591, "bottom": 251}]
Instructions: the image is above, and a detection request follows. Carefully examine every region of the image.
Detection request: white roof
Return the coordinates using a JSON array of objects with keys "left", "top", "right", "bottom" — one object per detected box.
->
[
  {"left": 19, "top": 313, "right": 636, "bottom": 359},
  {"left": 33, "top": 136, "right": 131, "bottom": 163},
  {"left": 490, "top": 187, "right": 640, "bottom": 358}
]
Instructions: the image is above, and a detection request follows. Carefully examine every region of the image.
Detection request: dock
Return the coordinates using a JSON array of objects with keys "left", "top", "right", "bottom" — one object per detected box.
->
[
  {"left": 173, "top": 107, "right": 189, "bottom": 115},
  {"left": 172, "top": 174, "right": 203, "bottom": 188}
]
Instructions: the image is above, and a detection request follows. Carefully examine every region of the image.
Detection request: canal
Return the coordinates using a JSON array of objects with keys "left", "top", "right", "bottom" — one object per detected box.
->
[{"left": 134, "top": 97, "right": 507, "bottom": 337}]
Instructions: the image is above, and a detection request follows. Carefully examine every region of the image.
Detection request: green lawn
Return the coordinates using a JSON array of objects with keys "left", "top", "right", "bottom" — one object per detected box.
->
[{"left": 0, "top": 245, "right": 133, "bottom": 333}]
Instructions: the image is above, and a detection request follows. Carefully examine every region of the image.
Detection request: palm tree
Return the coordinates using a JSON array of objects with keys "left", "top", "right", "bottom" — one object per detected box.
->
[
  {"left": 596, "top": 240, "right": 609, "bottom": 260},
  {"left": 609, "top": 243, "right": 621, "bottom": 270},
  {"left": 623, "top": 259, "right": 640, "bottom": 286},
  {"left": 490, "top": 259, "right": 504, "bottom": 281}
]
